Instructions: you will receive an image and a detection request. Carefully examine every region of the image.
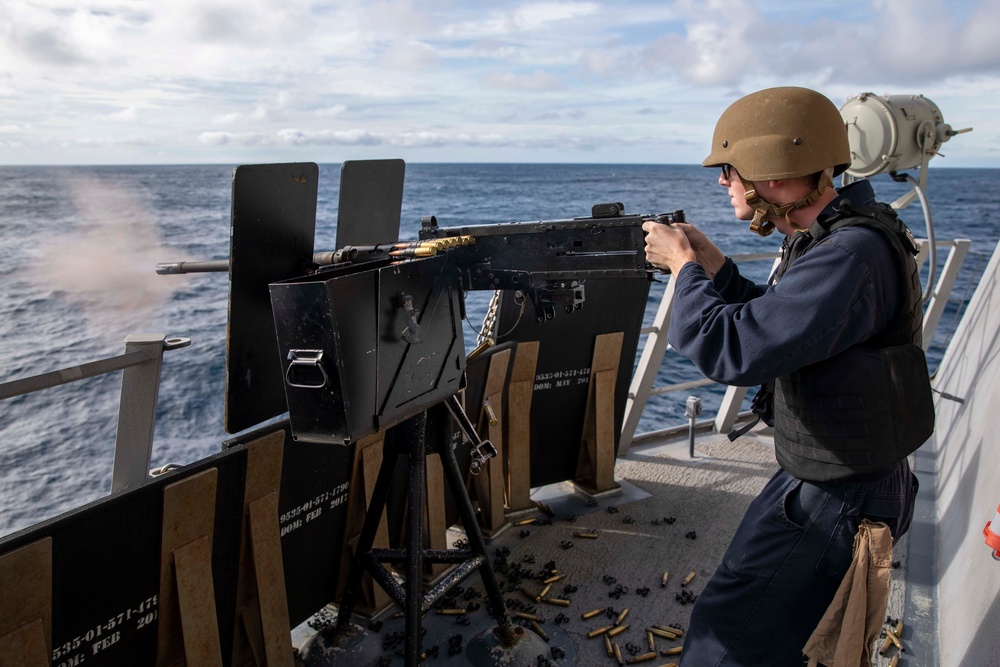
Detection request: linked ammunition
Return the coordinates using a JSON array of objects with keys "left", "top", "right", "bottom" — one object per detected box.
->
[
  {"left": 574, "top": 531, "right": 599, "bottom": 539},
  {"left": 530, "top": 620, "right": 548, "bottom": 641},
  {"left": 682, "top": 571, "right": 697, "bottom": 587},
  {"left": 588, "top": 625, "right": 613, "bottom": 638},
  {"left": 661, "top": 646, "right": 683, "bottom": 656},
  {"left": 582, "top": 607, "right": 604, "bottom": 620},
  {"left": 626, "top": 652, "right": 657, "bottom": 664},
  {"left": 616, "top": 608, "right": 630, "bottom": 625},
  {"left": 608, "top": 623, "right": 630, "bottom": 638}
]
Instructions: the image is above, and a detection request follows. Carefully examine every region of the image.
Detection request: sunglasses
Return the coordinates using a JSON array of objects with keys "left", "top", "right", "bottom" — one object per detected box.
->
[{"left": 721, "top": 164, "right": 733, "bottom": 181}]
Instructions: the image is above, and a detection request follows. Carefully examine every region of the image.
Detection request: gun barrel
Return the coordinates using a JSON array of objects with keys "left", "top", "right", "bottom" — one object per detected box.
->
[{"left": 155, "top": 260, "right": 231, "bottom": 275}]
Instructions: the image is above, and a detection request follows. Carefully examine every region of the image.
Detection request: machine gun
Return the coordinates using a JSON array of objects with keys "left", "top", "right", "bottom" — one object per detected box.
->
[
  {"left": 268, "top": 203, "right": 684, "bottom": 446},
  {"left": 156, "top": 160, "right": 684, "bottom": 666}
]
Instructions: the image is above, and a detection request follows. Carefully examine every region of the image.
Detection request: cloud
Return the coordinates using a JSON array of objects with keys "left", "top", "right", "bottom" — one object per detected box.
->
[
  {"left": 109, "top": 107, "right": 138, "bottom": 121},
  {"left": 0, "top": 1, "right": 997, "bottom": 165},
  {"left": 483, "top": 70, "right": 564, "bottom": 91},
  {"left": 197, "top": 131, "right": 270, "bottom": 146},
  {"left": 277, "top": 128, "right": 382, "bottom": 145}
]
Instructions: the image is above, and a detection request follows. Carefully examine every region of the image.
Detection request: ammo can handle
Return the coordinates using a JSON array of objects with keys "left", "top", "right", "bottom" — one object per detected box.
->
[{"left": 285, "top": 349, "right": 329, "bottom": 389}]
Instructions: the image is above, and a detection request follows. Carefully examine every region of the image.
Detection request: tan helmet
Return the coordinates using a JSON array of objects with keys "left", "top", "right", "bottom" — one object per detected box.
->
[{"left": 703, "top": 87, "right": 852, "bottom": 236}]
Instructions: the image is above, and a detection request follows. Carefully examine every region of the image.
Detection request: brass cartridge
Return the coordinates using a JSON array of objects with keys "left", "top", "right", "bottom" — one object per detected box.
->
[
  {"left": 616, "top": 608, "right": 630, "bottom": 625},
  {"left": 515, "top": 611, "right": 543, "bottom": 622},
  {"left": 587, "top": 625, "right": 613, "bottom": 638},
  {"left": 582, "top": 607, "right": 604, "bottom": 620},
  {"left": 530, "top": 620, "right": 548, "bottom": 641},
  {"left": 541, "top": 597, "right": 571, "bottom": 606},
  {"left": 608, "top": 623, "right": 630, "bottom": 638},
  {"left": 681, "top": 571, "right": 697, "bottom": 587},
  {"left": 626, "top": 652, "right": 657, "bottom": 663}
]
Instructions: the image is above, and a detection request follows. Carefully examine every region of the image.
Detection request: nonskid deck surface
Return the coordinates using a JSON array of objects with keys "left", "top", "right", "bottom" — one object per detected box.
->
[{"left": 297, "top": 429, "right": 912, "bottom": 666}]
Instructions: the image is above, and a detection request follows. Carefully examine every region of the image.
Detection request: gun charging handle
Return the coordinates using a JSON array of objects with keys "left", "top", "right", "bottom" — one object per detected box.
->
[{"left": 642, "top": 209, "right": 686, "bottom": 274}]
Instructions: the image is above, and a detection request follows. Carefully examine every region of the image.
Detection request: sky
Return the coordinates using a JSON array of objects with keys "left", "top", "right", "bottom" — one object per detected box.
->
[{"left": 1, "top": 0, "right": 998, "bottom": 167}]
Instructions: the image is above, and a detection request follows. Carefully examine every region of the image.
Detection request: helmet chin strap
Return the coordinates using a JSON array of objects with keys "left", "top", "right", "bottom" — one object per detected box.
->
[{"left": 739, "top": 172, "right": 834, "bottom": 237}]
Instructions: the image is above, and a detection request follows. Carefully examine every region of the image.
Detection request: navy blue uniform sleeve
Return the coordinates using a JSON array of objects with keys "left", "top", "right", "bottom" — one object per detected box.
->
[
  {"left": 712, "top": 257, "right": 767, "bottom": 303},
  {"left": 667, "top": 228, "right": 903, "bottom": 387}
]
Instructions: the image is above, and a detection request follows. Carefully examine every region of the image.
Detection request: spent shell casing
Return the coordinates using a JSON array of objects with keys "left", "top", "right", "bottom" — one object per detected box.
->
[
  {"left": 604, "top": 633, "right": 614, "bottom": 656},
  {"left": 646, "top": 631, "right": 655, "bottom": 651},
  {"left": 608, "top": 623, "right": 630, "bottom": 638},
  {"left": 661, "top": 571, "right": 669, "bottom": 587},
  {"left": 582, "top": 607, "right": 604, "bottom": 620},
  {"left": 886, "top": 630, "right": 904, "bottom": 651},
  {"left": 661, "top": 646, "right": 683, "bottom": 656},
  {"left": 530, "top": 620, "right": 549, "bottom": 641},
  {"left": 889, "top": 655, "right": 900, "bottom": 667},
  {"left": 520, "top": 587, "right": 539, "bottom": 602},
  {"left": 535, "top": 500, "right": 555, "bottom": 516},
  {"left": 894, "top": 619, "right": 904, "bottom": 638},
  {"left": 626, "top": 652, "right": 657, "bottom": 664},
  {"left": 574, "top": 531, "right": 599, "bottom": 539},
  {"left": 616, "top": 608, "right": 630, "bottom": 625},
  {"left": 515, "top": 611, "right": 543, "bottom": 622},
  {"left": 649, "top": 627, "right": 678, "bottom": 640},
  {"left": 437, "top": 608, "right": 467, "bottom": 615},
  {"left": 541, "top": 597, "right": 571, "bottom": 606},
  {"left": 879, "top": 635, "right": 894, "bottom": 655},
  {"left": 514, "top": 518, "right": 537, "bottom": 526},
  {"left": 539, "top": 583, "right": 553, "bottom": 599},
  {"left": 681, "top": 571, "right": 697, "bottom": 587},
  {"left": 587, "top": 625, "right": 613, "bottom": 638},
  {"left": 543, "top": 573, "right": 565, "bottom": 584},
  {"left": 613, "top": 641, "right": 624, "bottom": 666},
  {"left": 654, "top": 625, "right": 684, "bottom": 638}
]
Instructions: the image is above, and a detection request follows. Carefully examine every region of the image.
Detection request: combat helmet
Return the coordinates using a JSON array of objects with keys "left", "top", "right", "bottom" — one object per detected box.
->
[{"left": 702, "top": 87, "right": 852, "bottom": 236}]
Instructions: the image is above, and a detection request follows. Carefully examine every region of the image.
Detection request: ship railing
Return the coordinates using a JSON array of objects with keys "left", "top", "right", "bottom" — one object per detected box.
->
[
  {"left": 620, "top": 237, "right": 972, "bottom": 454},
  {"left": 0, "top": 333, "right": 191, "bottom": 492}
]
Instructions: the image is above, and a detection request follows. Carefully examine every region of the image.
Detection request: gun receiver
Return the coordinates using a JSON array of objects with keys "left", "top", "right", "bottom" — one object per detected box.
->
[{"left": 416, "top": 204, "right": 685, "bottom": 321}]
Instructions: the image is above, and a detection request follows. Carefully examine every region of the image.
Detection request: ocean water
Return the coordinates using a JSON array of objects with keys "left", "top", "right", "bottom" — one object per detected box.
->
[{"left": 0, "top": 163, "right": 996, "bottom": 537}]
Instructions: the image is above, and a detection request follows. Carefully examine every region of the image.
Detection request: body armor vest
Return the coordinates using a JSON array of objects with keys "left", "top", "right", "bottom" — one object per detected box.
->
[{"left": 758, "top": 203, "right": 935, "bottom": 482}]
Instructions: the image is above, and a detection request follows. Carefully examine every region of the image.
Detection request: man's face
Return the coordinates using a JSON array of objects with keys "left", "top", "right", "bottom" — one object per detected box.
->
[{"left": 719, "top": 165, "right": 754, "bottom": 221}]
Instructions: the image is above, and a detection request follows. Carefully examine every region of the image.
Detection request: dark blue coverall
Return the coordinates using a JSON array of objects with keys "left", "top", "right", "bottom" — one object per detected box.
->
[{"left": 669, "top": 180, "right": 919, "bottom": 666}]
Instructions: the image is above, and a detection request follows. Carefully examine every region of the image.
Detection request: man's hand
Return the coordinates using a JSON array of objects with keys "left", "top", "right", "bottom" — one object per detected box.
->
[
  {"left": 642, "top": 220, "right": 725, "bottom": 279},
  {"left": 642, "top": 219, "right": 697, "bottom": 275}
]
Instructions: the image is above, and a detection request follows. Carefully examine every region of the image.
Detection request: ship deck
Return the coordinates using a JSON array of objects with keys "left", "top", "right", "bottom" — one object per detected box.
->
[{"left": 296, "top": 424, "right": 917, "bottom": 666}]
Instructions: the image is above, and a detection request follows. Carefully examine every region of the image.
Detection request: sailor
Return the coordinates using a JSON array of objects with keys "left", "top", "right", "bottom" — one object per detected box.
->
[{"left": 642, "top": 86, "right": 931, "bottom": 665}]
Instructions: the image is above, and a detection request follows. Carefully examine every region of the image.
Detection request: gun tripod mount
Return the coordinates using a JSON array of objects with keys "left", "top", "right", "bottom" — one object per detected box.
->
[{"left": 299, "top": 396, "right": 549, "bottom": 667}]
